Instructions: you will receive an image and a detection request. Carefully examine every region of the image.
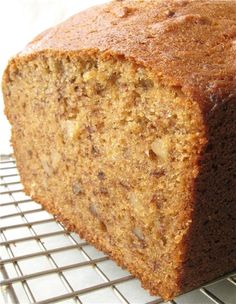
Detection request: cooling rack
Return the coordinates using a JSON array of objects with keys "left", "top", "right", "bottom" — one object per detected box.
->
[{"left": 0, "top": 155, "right": 236, "bottom": 304}]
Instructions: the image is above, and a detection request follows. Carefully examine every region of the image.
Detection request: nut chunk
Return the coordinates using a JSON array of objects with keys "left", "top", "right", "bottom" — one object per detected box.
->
[{"left": 151, "top": 136, "right": 170, "bottom": 162}]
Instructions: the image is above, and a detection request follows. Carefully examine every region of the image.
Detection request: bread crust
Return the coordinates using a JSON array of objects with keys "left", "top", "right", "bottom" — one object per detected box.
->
[{"left": 15, "top": 0, "right": 236, "bottom": 113}]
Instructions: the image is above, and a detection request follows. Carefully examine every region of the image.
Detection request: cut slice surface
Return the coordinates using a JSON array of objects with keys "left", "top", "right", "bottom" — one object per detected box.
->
[{"left": 3, "top": 52, "right": 206, "bottom": 298}]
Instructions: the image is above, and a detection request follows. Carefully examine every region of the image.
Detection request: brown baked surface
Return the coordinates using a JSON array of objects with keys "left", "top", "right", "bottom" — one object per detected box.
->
[
  {"left": 2, "top": 0, "right": 236, "bottom": 300},
  {"left": 21, "top": 0, "right": 236, "bottom": 110}
]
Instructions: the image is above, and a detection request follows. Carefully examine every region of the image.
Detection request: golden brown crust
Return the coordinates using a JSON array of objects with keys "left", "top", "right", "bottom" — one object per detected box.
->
[{"left": 17, "top": 0, "right": 236, "bottom": 112}]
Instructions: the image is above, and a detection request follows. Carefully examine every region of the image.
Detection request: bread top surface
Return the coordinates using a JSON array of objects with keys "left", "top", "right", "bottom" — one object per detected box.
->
[{"left": 14, "top": 0, "right": 236, "bottom": 112}]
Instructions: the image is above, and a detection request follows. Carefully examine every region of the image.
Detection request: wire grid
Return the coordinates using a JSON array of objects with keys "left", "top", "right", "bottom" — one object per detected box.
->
[{"left": 0, "top": 155, "right": 235, "bottom": 304}]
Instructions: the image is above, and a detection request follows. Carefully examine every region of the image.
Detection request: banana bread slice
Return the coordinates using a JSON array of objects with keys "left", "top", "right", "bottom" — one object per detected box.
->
[{"left": 2, "top": 0, "right": 236, "bottom": 300}]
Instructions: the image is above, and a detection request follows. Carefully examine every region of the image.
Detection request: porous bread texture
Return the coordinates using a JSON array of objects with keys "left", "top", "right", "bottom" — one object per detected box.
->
[
  {"left": 4, "top": 52, "right": 205, "bottom": 298},
  {"left": 2, "top": 0, "right": 236, "bottom": 300}
]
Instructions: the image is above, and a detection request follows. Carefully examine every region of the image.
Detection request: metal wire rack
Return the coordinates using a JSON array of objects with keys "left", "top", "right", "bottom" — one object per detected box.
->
[{"left": 0, "top": 155, "right": 235, "bottom": 304}]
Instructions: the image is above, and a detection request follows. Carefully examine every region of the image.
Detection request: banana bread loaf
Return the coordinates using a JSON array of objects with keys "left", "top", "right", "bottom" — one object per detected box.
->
[{"left": 2, "top": 0, "right": 236, "bottom": 300}]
